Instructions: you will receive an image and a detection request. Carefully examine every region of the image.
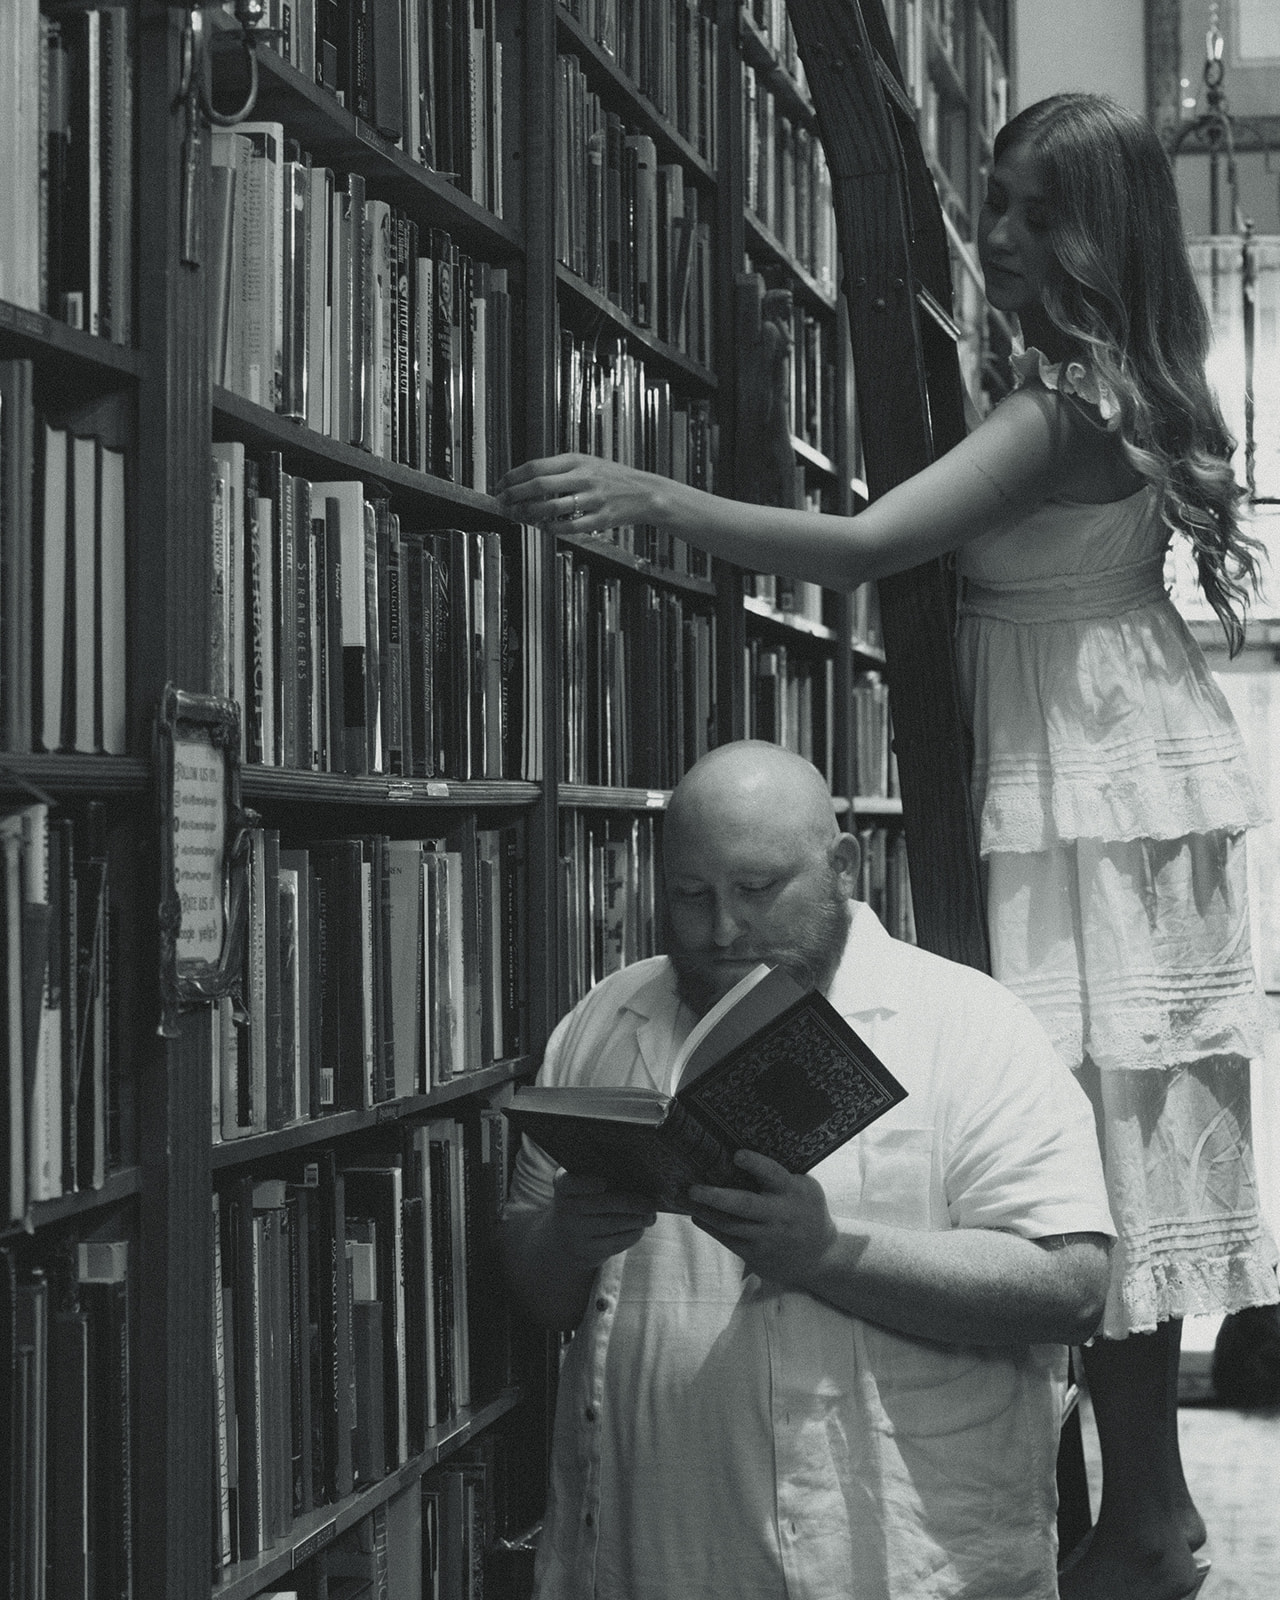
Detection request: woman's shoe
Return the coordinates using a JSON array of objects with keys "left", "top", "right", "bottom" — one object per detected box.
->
[{"left": 1178, "top": 1562, "right": 1210, "bottom": 1599}]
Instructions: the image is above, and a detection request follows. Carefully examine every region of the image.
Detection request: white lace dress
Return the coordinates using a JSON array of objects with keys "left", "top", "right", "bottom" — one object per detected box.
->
[{"left": 955, "top": 346, "right": 1280, "bottom": 1336}]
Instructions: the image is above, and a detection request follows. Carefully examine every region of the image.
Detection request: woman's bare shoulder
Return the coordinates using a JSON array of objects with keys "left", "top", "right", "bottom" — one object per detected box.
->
[{"left": 981, "top": 384, "right": 1141, "bottom": 503}]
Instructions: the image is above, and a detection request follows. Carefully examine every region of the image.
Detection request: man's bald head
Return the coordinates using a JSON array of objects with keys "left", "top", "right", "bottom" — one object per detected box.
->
[
  {"left": 662, "top": 743, "right": 858, "bottom": 1012},
  {"left": 665, "top": 742, "right": 840, "bottom": 870}
]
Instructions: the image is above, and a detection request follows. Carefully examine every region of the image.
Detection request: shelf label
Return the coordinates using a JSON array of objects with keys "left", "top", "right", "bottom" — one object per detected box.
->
[
  {"left": 385, "top": 781, "right": 415, "bottom": 802},
  {"left": 171, "top": 733, "right": 227, "bottom": 963},
  {"left": 292, "top": 1518, "right": 338, "bottom": 1568},
  {"left": 425, "top": 780, "right": 450, "bottom": 799},
  {"left": 645, "top": 790, "right": 666, "bottom": 809}
]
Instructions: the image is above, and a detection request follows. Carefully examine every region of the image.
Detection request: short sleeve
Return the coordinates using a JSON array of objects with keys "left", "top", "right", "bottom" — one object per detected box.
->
[
  {"left": 1009, "top": 339, "right": 1120, "bottom": 431},
  {"left": 940, "top": 987, "right": 1115, "bottom": 1241}
]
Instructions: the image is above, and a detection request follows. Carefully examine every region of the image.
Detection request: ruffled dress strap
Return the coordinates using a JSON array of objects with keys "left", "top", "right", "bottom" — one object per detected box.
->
[{"left": 1009, "top": 337, "right": 1121, "bottom": 430}]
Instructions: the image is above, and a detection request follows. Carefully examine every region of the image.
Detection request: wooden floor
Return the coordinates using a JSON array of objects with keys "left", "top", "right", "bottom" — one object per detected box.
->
[{"left": 1076, "top": 1348, "right": 1280, "bottom": 1599}]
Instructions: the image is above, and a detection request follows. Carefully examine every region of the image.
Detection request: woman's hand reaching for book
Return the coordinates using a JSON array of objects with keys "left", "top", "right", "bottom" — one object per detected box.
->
[
  {"left": 688, "top": 1150, "right": 838, "bottom": 1290},
  {"left": 552, "top": 1170, "right": 659, "bottom": 1268},
  {"left": 496, "top": 453, "right": 670, "bottom": 535}
]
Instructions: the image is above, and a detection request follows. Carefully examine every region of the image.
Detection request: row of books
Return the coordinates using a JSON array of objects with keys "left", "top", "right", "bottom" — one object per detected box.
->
[
  {"left": 850, "top": 669, "right": 900, "bottom": 801},
  {"left": 2, "top": 1239, "right": 133, "bottom": 1600},
  {"left": 213, "top": 821, "right": 526, "bottom": 1143},
  {"left": 742, "top": 64, "right": 838, "bottom": 292},
  {"left": 856, "top": 824, "right": 916, "bottom": 945},
  {"left": 254, "top": 0, "right": 506, "bottom": 217},
  {"left": 210, "top": 447, "right": 543, "bottom": 779},
  {"left": 1, "top": 362, "right": 128, "bottom": 759},
  {"left": 786, "top": 297, "right": 841, "bottom": 462},
  {"left": 254, "top": 1432, "right": 524, "bottom": 1600},
  {"left": 975, "top": 13, "right": 1008, "bottom": 147},
  {"left": 743, "top": 572, "right": 828, "bottom": 625},
  {"left": 211, "top": 128, "right": 515, "bottom": 489},
  {"left": 744, "top": 0, "right": 808, "bottom": 82},
  {"left": 2, "top": 802, "right": 113, "bottom": 1224},
  {"left": 559, "top": 554, "right": 717, "bottom": 790},
  {"left": 742, "top": 639, "right": 835, "bottom": 788},
  {"left": 558, "top": 811, "right": 660, "bottom": 1016},
  {"left": 883, "top": 0, "right": 927, "bottom": 108},
  {"left": 558, "top": 0, "right": 720, "bottom": 170},
  {"left": 850, "top": 579, "right": 884, "bottom": 655},
  {"left": 0, "top": 4, "right": 133, "bottom": 343},
  {"left": 212, "top": 1110, "right": 512, "bottom": 1570},
  {"left": 555, "top": 54, "right": 713, "bottom": 361},
  {"left": 925, "top": 0, "right": 966, "bottom": 77},
  {"left": 921, "top": 79, "right": 971, "bottom": 211},
  {"left": 555, "top": 328, "right": 716, "bottom": 571}
]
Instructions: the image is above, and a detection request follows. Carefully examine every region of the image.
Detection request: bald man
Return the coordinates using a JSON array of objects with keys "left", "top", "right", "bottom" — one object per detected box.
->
[{"left": 500, "top": 743, "right": 1113, "bottom": 1600}]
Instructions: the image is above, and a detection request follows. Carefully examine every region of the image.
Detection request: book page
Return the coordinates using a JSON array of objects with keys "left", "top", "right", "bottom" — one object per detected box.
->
[
  {"left": 673, "top": 963, "right": 807, "bottom": 1091},
  {"left": 510, "top": 1085, "right": 670, "bottom": 1125}
]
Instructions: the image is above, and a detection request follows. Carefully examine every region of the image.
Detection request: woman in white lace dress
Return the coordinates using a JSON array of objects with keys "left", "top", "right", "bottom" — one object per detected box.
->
[{"left": 498, "top": 93, "right": 1277, "bottom": 1600}]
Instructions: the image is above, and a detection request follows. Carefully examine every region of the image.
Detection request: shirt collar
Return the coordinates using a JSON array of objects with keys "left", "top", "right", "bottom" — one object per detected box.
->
[
  {"left": 827, "top": 902, "right": 907, "bottom": 1019},
  {"left": 620, "top": 962, "right": 693, "bottom": 1093}
]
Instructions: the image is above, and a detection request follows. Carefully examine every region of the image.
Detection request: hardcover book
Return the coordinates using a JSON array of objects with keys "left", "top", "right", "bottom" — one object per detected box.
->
[{"left": 505, "top": 963, "right": 907, "bottom": 1212}]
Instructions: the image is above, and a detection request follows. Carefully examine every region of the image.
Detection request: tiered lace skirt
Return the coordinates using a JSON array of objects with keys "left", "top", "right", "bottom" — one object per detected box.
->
[{"left": 957, "top": 585, "right": 1278, "bottom": 1336}]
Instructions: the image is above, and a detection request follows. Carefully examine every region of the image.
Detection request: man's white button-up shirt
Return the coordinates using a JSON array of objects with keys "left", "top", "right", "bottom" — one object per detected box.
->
[{"left": 505, "top": 904, "right": 1114, "bottom": 1600}]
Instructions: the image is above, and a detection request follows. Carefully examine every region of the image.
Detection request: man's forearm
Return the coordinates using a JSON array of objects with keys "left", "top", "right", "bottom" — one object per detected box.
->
[
  {"left": 801, "top": 1224, "right": 1110, "bottom": 1346},
  {"left": 498, "top": 1208, "right": 599, "bottom": 1331}
]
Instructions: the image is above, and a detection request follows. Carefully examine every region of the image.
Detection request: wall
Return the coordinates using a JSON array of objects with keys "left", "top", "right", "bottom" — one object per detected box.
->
[{"left": 1011, "top": 0, "right": 1145, "bottom": 112}]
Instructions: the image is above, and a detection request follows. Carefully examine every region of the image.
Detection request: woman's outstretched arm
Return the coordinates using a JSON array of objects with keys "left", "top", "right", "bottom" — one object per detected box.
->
[{"left": 497, "top": 385, "right": 1080, "bottom": 589}]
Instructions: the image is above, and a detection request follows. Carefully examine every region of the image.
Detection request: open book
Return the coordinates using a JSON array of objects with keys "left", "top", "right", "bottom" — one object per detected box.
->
[{"left": 504, "top": 963, "right": 907, "bottom": 1212}]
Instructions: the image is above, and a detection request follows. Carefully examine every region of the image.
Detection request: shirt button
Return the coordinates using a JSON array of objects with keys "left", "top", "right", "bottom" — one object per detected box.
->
[{"left": 595, "top": 1297, "right": 609, "bottom": 1312}]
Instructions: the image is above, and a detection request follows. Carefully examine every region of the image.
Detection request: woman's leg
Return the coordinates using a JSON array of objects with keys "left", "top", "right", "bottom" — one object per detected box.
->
[
  {"left": 1059, "top": 1323, "right": 1203, "bottom": 1600},
  {"left": 1164, "top": 1317, "right": 1207, "bottom": 1551}
]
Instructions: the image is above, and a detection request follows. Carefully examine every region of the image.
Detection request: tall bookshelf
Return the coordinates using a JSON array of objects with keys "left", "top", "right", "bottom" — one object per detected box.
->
[
  {"left": 0, "top": 3, "right": 1010, "bottom": 1598},
  {"left": 883, "top": 0, "right": 1015, "bottom": 406}
]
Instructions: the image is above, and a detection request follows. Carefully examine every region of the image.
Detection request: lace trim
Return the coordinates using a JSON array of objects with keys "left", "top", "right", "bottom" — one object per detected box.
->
[
  {"left": 1031, "top": 990, "right": 1271, "bottom": 1075},
  {"left": 1102, "top": 1224, "right": 1280, "bottom": 1338},
  {"left": 1009, "top": 338, "right": 1120, "bottom": 431},
  {"left": 975, "top": 755, "right": 1269, "bottom": 854}
]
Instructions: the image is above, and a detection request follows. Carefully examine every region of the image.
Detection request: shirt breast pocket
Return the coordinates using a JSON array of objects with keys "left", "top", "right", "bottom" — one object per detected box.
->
[{"left": 852, "top": 1125, "right": 938, "bottom": 1231}]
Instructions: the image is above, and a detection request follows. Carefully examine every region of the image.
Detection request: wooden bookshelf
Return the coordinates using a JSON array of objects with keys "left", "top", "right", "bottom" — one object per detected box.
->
[
  {"left": 1, "top": 3, "right": 1011, "bottom": 1597},
  {"left": 211, "top": 1389, "right": 522, "bottom": 1600}
]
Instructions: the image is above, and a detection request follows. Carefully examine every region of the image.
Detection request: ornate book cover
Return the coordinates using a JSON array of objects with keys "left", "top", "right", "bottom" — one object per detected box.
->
[{"left": 505, "top": 964, "right": 906, "bottom": 1211}]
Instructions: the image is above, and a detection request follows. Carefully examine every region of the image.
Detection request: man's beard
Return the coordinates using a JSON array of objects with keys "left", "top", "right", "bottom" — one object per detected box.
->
[{"left": 666, "top": 879, "right": 851, "bottom": 1017}]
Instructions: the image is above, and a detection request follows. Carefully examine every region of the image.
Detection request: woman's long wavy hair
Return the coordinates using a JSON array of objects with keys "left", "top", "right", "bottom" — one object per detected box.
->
[{"left": 994, "top": 93, "right": 1261, "bottom": 653}]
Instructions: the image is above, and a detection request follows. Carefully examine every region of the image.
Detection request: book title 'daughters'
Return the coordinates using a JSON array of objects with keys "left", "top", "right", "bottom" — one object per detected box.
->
[{"left": 505, "top": 964, "right": 907, "bottom": 1211}]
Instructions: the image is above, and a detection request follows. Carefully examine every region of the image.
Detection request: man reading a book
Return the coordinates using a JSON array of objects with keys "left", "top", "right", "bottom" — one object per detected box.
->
[{"left": 501, "top": 741, "right": 1113, "bottom": 1600}]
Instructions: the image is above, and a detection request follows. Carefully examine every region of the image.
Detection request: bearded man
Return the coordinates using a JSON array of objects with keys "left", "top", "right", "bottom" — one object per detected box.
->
[{"left": 500, "top": 741, "right": 1113, "bottom": 1600}]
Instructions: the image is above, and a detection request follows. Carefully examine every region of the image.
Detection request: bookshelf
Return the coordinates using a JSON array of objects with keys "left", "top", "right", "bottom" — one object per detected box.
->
[
  {"left": 883, "top": 0, "right": 1014, "bottom": 406},
  {"left": 0, "top": 2, "right": 1010, "bottom": 1598}
]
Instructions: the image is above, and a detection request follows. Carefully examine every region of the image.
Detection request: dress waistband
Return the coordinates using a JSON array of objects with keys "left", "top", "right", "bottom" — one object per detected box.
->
[{"left": 958, "top": 557, "right": 1168, "bottom": 623}]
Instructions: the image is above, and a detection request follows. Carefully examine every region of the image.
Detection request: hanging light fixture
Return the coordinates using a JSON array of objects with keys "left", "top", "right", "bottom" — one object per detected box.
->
[{"left": 1172, "top": 4, "right": 1280, "bottom": 508}]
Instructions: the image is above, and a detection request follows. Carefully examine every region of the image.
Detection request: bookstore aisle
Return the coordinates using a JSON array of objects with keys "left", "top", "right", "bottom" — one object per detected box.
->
[{"left": 0, "top": 2, "right": 1010, "bottom": 1598}]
